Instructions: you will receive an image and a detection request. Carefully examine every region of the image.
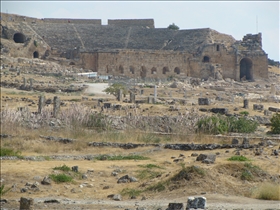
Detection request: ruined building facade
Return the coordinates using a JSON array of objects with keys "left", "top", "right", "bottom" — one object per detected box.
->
[{"left": 0, "top": 13, "right": 268, "bottom": 81}]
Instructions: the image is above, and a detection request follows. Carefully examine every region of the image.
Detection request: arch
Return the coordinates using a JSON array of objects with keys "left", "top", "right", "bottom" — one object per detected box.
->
[
  {"left": 33, "top": 51, "right": 39, "bottom": 58},
  {"left": 13, "top": 33, "right": 26, "bottom": 43},
  {"left": 140, "top": 66, "right": 147, "bottom": 78},
  {"left": 162, "top": 66, "right": 170, "bottom": 74},
  {"left": 203, "top": 56, "right": 210, "bottom": 62},
  {"left": 129, "top": 66, "right": 135, "bottom": 74},
  {"left": 174, "top": 67, "right": 180, "bottom": 74},
  {"left": 118, "top": 65, "right": 124, "bottom": 74},
  {"left": 240, "top": 58, "right": 253, "bottom": 81},
  {"left": 151, "top": 67, "right": 157, "bottom": 74}
]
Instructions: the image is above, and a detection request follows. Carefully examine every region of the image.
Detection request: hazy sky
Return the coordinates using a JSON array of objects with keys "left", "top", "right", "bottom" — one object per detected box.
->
[{"left": 1, "top": 1, "right": 279, "bottom": 61}]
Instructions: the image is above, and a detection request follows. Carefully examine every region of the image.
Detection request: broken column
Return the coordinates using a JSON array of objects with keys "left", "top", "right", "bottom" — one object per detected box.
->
[
  {"left": 154, "top": 85, "right": 157, "bottom": 103},
  {"left": 38, "top": 95, "right": 45, "bottom": 114},
  {"left": 243, "top": 99, "right": 249, "bottom": 109},
  {"left": 270, "top": 84, "right": 276, "bottom": 96},
  {"left": 19, "top": 197, "right": 34, "bottom": 210},
  {"left": 117, "top": 89, "right": 123, "bottom": 102},
  {"left": 129, "top": 92, "right": 135, "bottom": 103},
  {"left": 53, "top": 96, "right": 60, "bottom": 118},
  {"left": 29, "top": 78, "right": 33, "bottom": 90}
]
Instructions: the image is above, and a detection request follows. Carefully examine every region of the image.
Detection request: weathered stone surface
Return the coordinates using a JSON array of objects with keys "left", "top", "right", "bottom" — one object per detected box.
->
[
  {"left": 198, "top": 98, "right": 210, "bottom": 105},
  {"left": 186, "top": 196, "right": 207, "bottom": 209},
  {"left": 41, "top": 176, "right": 51, "bottom": 185},
  {"left": 253, "top": 104, "right": 264, "bottom": 111},
  {"left": 210, "top": 108, "right": 228, "bottom": 115},
  {"left": 167, "top": 203, "right": 184, "bottom": 210},
  {"left": 268, "top": 107, "right": 280, "bottom": 113},
  {"left": 196, "top": 154, "right": 216, "bottom": 164},
  {"left": 112, "top": 194, "right": 122, "bottom": 201},
  {"left": 232, "top": 138, "right": 239, "bottom": 145},
  {"left": 19, "top": 197, "right": 34, "bottom": 210}
]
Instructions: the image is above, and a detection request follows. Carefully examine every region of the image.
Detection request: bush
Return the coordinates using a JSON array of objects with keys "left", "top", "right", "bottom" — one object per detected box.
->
[
  {"left": 49, "top": 174, "right": 73, "bottom": 183},
  {"left": 103, "top": 83, "right": 128, "bottom": 97},
  {"left": 196, "top": 115, "right": 258, "bottom": 134},
  {"left": 147, "top": 182, "right": 166, "bottom": 192},
  {"left": 53, "top": 164, "right": 71, "bottom": 172},
  {"left": 167, "top": 23, "right": 179, "bottom": 30},
  {"left": 228, "top": 155, "right": 250, "bottom": 161},
  {"left": 270, "top": 113, "right": 280, "bottom": 134}
]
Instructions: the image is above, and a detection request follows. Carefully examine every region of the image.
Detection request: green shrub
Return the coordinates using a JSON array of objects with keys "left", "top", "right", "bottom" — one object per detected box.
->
[
  {"left": 241, "top": 169, "right": 254, "bottom": 181},
  {"left": 121, "top": 188, "right": 142, "bottom": 197},
  {"left": 34, "top": 40, "right": 38, "bottom": 47},
  {"left": 103, "top": 83, "right": 128, "bottom": 97},
  {"left": 239, "top": 111, "right": 249, "bottom": 116},
  {"left": 171, "top": 165, "right": 205, "bottom": 181},
  {"left": 270, "top": 113, "right": 280, "bottom": 134},
  {"left": 167, "top": 23, "right": 179, "bottom": 30},
  {"left": 228, "top": 155, "right": 250, "bottom": 161},
  {"left": 138, "top": 164, "right": 162, "bottom": 169},
  {"left": 0, "top": 148, "right": 22, "bottom": 158},
  {"left": 137, "top": 169, "right": 162, "bottom": 180},
  {"left": 49, "top": 174, "right": 73, "bottom": 183},
  {"left": 137, "top": 133, "right": 161, "bottom": 143},
  {"left": 53, "top": 164, "right": 71, "bottom": 172},
  {"left": 196, "top": 115, "right": 258, "bottom": 134},
  {"left": 86, "top": 113, "right": 111, "bottom": 132}
]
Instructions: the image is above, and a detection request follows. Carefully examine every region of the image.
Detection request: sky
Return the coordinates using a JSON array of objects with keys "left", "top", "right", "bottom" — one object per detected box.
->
[{"left": 1, "top": 1, "right": 279, "bottom": 61}]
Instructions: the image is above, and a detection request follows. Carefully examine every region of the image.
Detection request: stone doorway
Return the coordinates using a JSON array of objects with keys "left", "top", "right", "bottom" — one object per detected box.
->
[
  {"left": 140, "top": 66, "right": 147, "bottom": 78},
  {"left": 33, "top": 51, "right": 39, "bottom": 58},
  {"left": 240, "top": 58, "right": 253, "bottom": 80}
]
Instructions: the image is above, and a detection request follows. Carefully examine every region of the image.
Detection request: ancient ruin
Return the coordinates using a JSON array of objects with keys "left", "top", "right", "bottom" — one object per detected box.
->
[{"left": 0, "top": 13, "right": 268, "bottom": 81}]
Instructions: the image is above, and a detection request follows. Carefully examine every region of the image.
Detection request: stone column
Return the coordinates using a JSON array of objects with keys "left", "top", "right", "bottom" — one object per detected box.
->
[
  {"left": 23, "top": 77, "right": 26, "bottom": 88},
  {"left": 270, "top": 84, "right": 276, "bottom": 96},
  {"left": 38, "top": 95, "right": 45, "bottom": 114},
  {"left": 19, "top": 197, "right": 34, "bottom": 210},
  {"left": 154, "top": 85, "right": 157, "bottom": 103},
  {"left": 29, "top": 78, "right": 33, "bottom": 89},
  {"left": 53, "top": 96, "right": 60, "bottom": 118},
  {"left": 117, "top": 89, "right": 123, "bottom": 102},
  {"left": 243, "top": 99, "right": 249, "bottom": 109},
  {"left": 129, "top": 92, "right": 135, "bottom": 103}
]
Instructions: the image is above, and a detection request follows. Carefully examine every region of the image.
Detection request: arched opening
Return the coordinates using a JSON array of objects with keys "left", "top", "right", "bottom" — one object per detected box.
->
[
  {"left": 151, "top": 67, "right": 157, "bottom": 74},
  {"left": 118, "top": 65, "right": 124, "bottom": 74},
  {"left": 69, "top": 62, "right": 75, "bottom": 65},
  {"left": 13, "top": 33, "right": 26, "bottom": 43},
  {"left": 216, "top": 45, "right": 220, "bottom": 51},
  {"left": 240, "top": 58, "right": 253, "bottom": 81},
  {"left": 140, "top": 66, "right": 147, "bottom": 78},
  {"left": 106, "top": 65, "right": 111, "bottom": 74},
  {"left": 33, "top": 51, "right": 39, "bottom": 58},
  {"left": 174, "top": 67, "right": 180, "bottom": 74},
  {"left": 163, "top": 67, "right": 170, "bottom": 74},
  {"left": 129, "top": 66, "right": 135, "bottom": 74},
  {"left": 203, "top": 56, "right": 210, "bottom": 62}
]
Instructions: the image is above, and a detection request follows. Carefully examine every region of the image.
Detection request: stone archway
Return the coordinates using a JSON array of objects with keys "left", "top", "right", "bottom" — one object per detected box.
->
[
  {"left": 129, "top": 66, "right": 135, "bottom": 74},
  {"left": 174, "top": 67, "right": 180, "bottom": 74},
  {"left": 162, "top": 67, "right": 170, "bottom": 74},
  {"left": 203, "top": 56, "right": 210, "bottom": 62},
  {"left": 118, "top": 65, "right": 124, "bottom": 74},
  {"left": 240, "top": 58, "right": 253, "bottom": 80},
  {"left": 151, "top": 67, "right": 157, "bottom": 74},
  {"left": 33, "top": 51, "right": 39, "bottom": 58},
  {"left": 13, "top": 33, "right": 26, "bottom": 43},
  {"left": 140, "top": 66, "right": 147, "bottom": 78}
]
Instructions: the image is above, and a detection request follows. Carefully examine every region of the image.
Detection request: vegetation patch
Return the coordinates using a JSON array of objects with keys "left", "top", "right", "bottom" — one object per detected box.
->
[
  {"left": 137, "top": 133, "right": 161, "bottom": 143},
  {"left": 254, "top": 183, "right": 280, "bottom": 200},
  {"left": 171, "top": 165, "right": 205, "bottom": 182},
  {"left": 49, "top": 174, "right": 73, "bottom": 183},
  {"left": 146, "top": 181, "right": 166, "bottom": 192},
  {"left": 138, "top": 164, "right": 162, "bottom": 169},
  {"left": 227, "top": 155, "right": 250, "bottom": 161},
  {"left": 53, "top": 164, "right": 71, "bottom": 172},
  {"left": 120, "top": 188, "right": 142, "bottom": 197},
  {"left": 196, "top": 115, "right": 258, "bottom": 134},
  {"left": 0, "top": 148, "right": 23, "bottom": 158},
  {"left": 95, "top": 154, "right": 149, "bottom": 161},
  {"left": 270, "top": 113, "right": 280, "bottom": 134},
  {"left": 0, "top": 184, "right": 11, "bottom": 196}
]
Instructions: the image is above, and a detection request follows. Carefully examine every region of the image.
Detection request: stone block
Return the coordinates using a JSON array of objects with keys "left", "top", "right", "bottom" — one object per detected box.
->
[
  {"left": 167, "top": 203, "right": 184, "bottom": 210},
  {"left": 253, "top": 104, "right": 264, "bottom": 111},
  {"left": 196, "top": 154, "right": 216, "bottom": 163},
  {"left": 198, "top": 98, "right": 210, "bottom": 105},
  {"left": 210, "top": 108, "right": 228, "bottom": 115},
  {"left": 20, "top": 197, "right": 34, "bottom": 210},
  {"left": 186, "top": 196, "right": 206, "bottom": 209},
  {"left": 231, "top": 138, "right": 239, "bottom": 145},
  {"left": 268, "top": 107, "right": 280, "bottom": 113}
]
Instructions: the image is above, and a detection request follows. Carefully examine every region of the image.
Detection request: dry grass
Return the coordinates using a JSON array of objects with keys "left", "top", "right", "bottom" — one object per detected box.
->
[{"left": 253, "top": 182, "right": 280, "bottom": 200}]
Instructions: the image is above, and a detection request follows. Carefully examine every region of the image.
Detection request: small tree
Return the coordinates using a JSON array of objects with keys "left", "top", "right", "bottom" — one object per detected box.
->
[
  {"left": 270, "top": 113, "right": 280, "bottom": 134},
  {"left": 103, "top": 83, "right": 128, "bottom": 97},
  {"left": 168, "top": 23, "right": 179, "bottom": 30}
]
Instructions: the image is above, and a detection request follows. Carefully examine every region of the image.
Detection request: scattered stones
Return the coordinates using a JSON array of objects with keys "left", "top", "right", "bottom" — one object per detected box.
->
[
  {"left": 210, "top": 108, "right": 228, "bottom": 115},
  {"left": 117, "top": 175, "right": 137, "bottom": 183},
  {"left": 167, "top": 203, "right": 184, "bottom": 210},
  {"left": 39, "top": 135, "right": 75, "bottom": 144},
  {"left": 196, "top": 154, "right": 216, "bottom": 164},
  {"left": 112, "top": 194, "right": 122, "bottom": 201},
  {"left": 72, "top": 166, "right": 78, "bottom": 172},
  {"left": 253, "top": 104, "right": 264, "bottom": 111},
  {"left": 44, "top": 199, "right": 60, "bottom": 203}
]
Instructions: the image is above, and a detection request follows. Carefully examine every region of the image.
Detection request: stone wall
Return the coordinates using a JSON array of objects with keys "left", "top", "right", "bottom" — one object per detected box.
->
[
  {"left": 108, "top": 19, "right": 154, "bottom": 28},
  {"left": 43, "top": 18, "right": 101, "bottom": 24}
]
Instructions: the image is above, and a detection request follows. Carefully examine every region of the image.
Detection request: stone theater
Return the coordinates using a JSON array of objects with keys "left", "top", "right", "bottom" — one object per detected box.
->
[{"left": 0, "top": 13, "right": 268, "bottom": 81}]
